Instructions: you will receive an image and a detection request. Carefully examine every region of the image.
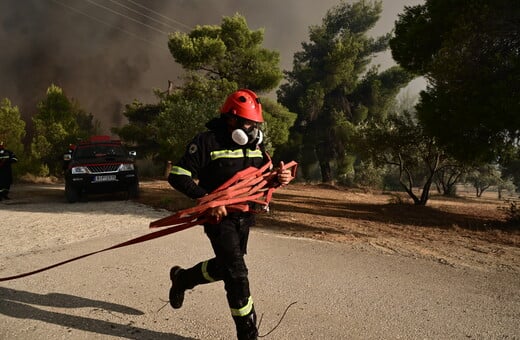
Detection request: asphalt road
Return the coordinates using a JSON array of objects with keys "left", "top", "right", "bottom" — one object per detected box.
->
[{"left": 0, "top": 193, "right": 519, "bottom": 339}]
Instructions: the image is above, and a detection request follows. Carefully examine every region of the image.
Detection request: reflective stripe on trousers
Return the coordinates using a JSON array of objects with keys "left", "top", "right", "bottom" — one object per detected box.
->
[{"left": 230, "top": 296, "right": 253, "bottom": 317}]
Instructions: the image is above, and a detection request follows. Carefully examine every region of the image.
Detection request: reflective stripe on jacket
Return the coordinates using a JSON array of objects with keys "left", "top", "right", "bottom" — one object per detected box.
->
[{"left": 168, "top": 118, "right": 268, "bottom": 199}]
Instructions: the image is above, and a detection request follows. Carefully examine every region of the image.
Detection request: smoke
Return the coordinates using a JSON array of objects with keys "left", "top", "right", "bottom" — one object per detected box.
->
[
  {"left": 0, "top": 0, "right": 422, "bottom": 135},
  {"left": 0, "top": 0, "right": 177, "bottom": 133}
]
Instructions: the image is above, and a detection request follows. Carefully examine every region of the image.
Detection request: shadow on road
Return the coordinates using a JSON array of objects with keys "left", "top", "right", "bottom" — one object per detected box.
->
[
  {"left": 7, "top": 182, "right": 134, "bottom": 205},
  {"left": 0, "top": 287, "right": 195, "bottom": 340}
]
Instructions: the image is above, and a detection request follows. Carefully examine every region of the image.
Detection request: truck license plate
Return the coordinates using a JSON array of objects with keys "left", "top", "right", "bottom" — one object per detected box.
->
[{"left": 93, "top": 175, "right": 117, "bottom": 182}]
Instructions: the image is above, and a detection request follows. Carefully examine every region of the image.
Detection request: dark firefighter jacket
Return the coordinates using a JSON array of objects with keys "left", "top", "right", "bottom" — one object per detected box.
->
[{"left": 168, "top": 117, "right": 268, "bottom": 199}]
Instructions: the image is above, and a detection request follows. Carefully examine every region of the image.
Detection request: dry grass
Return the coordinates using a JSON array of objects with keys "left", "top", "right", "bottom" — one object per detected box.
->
[
  {"left": 18, "top": 173, "right": 60, "bottom": 184},
  {"left": 136, "top": 180, "right": 520, "bottom": 272}
]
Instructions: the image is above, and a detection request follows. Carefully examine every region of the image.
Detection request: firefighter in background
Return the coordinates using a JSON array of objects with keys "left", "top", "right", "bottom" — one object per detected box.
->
[
  {"left": 0, "top": 142, "right": 18, "bottom": 200},
  {"left": 167, "top": 89, "right": 293, "bottom": 340}
]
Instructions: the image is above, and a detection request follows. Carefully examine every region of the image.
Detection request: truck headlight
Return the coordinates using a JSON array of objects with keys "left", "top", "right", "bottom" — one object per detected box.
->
[
  {"left": 119, "top": 163, "right": 134, "bottom": 171},
  {"left": 71, "top": 166, "right": 89, "bottom": 174}
]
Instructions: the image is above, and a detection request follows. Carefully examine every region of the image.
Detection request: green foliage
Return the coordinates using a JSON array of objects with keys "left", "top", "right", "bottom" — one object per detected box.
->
[
  {"left": 499, "top": 200, "right": 520, "bottom": 226},
  {"left": 351, "top": 66, "right": 414, "bottom": 123},
  {"left": 31, "top": 84, "right": 100, "bottom": 176},
  {"left": 115, "top": 82, "right": 296, "bottom": 170},
  {"left": 501, "top": 157, "right": 520, "bottom": 191},
  {"left": 115, "top": 15, "right": 289, "bottom": 174},
  {"left": 434, "top": 164, "right": 466, "bottom": 196},
  {"left": 154, "top": 88, "right": 222, "bottom": 163},
  {"left": 111, "top": 100, "right": 162, "bottom": 161},
  {"left": 355, "top": 111, "right": 446, "bottom": 205},
  {"left": 382, "top": 167, "right": 405, "bottom": 192},
  {"left": 496, "top": 176, "right": 516, "bottom": 200},
  {"left": 261, "top": 98, "right": 297, "bottom": 158},
  {"left": 168, "top": 14, "right": 283, "bottom": 92},
  {"left": 0, "top": 98, "right": 27, "bottom": 178},
  {"left": 465, "top": 164, "right": 502, "bottom": 197},
  {"left": 0, "top": 98, "right": 25, "bottom": 156},
  {"left": 141, "top": 78, "right": 236, "bottom": 165},
  {"left": 352, "top": 161, "right": 386, "bottom": 189},
  {"left": 390, "top": 0, "right": 520, "bottom": 164},
  {"left": 278, "top": 0, "right": 413, "bottom": 182}
]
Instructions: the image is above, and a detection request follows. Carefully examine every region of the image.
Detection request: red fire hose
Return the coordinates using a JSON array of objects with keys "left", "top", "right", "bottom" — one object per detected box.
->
[{"left": 0, "top": 160, "right": 297, "bottom": 282}]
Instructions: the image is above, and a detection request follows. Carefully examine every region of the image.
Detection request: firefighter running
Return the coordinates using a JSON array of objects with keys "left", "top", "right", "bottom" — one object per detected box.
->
[
  {"left": 167, "top": 89, "right": 293, "bottom": 340},
  {"left": 0, "top": 142, "right": 18, "bottom": 201}
]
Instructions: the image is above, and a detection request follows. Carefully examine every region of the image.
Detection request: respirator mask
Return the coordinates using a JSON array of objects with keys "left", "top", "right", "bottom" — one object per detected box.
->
[
  {"left": 230, "top": 117, "right": 263, "bottom": 146},
  {"left": 231, "top": 127, "right": 263, "bottom": 146}
]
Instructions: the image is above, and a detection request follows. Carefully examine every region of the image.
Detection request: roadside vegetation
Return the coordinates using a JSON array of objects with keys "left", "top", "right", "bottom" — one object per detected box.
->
[{"left": 1, "top": 0, "right": 519, "bottom": 225}]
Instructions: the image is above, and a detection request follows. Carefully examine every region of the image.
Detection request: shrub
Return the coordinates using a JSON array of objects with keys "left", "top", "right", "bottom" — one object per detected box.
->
[{"left": 499, "top": 200, "right": 520, "bottom": 226}]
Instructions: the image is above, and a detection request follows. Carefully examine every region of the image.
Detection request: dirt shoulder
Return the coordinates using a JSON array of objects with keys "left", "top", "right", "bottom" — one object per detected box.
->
[{"left": 136, "top": 180, "right": 520, "bottom": 273}]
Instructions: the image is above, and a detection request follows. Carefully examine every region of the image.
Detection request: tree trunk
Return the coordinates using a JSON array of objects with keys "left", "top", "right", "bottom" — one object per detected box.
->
[
  {"left": 400, "top": 183, "right": 420, "bottom": 205},
  {"left": 319, "top": 160, "right": 333, "bottom": 183},
  {"left": 315, "top": 141, "right": 333, "bottom": 183},
  {"left": 419, "top": 177, "right": 433, "bottom": 206}
]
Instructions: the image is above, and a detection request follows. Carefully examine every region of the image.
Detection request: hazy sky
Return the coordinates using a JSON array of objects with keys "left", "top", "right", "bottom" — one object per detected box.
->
[{"left": 0, "top": 0, "right": 424, "bottom": 133}]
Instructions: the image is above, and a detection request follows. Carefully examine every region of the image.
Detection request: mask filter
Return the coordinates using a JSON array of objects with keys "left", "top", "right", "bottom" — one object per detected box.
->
[
  {"left": 231, "top": 129, "right": 249, "bottom": 145},
  {"left": 231, "top": 128, "right": 263, "bottom": 146}
]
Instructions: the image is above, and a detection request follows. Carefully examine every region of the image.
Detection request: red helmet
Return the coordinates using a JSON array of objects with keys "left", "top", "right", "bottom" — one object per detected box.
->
[{"left": 220, "top": 89, "right": 263, "bottom": 123}]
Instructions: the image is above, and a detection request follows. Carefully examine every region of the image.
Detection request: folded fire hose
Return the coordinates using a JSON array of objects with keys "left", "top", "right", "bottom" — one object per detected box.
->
[{"left": 0, "top": 160, "right": 297, "bottom": 282}]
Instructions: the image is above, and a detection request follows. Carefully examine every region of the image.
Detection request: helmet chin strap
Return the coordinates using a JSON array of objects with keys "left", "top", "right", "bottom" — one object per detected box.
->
[{"left": 231, "top": 128, "right": 263, "bottom": 146}]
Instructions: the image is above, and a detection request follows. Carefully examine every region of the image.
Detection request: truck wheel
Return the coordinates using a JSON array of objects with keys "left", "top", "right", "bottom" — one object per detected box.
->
[
  {"left": 127, "top": 182, "right": 139, "bottom": 199},
  {"left": 65, "top": 183, "right": 80, "bottom": 203}
]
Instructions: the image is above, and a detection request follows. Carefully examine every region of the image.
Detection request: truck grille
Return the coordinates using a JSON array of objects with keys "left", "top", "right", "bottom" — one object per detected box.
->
[{"left": 87, "top": 164, "right": 119, "bottom": 173}]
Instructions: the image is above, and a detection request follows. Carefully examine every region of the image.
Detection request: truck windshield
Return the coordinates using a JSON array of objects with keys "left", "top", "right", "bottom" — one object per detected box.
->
[{"left": 75, "top": 145, "right": 126, "bottom": 159}]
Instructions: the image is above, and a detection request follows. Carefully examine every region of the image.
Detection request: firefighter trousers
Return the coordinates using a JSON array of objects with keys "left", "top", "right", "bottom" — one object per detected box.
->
[{"left": 176, "top": 212, "right": 258, "bottom": 339}]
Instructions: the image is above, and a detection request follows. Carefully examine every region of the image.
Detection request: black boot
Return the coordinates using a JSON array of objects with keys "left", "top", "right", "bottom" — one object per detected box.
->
[
  {"left": 233, "top": 308, "right": 258, "bottom": 340},
  {"left": 169, "top": 266, "right": 185, "bottom": 309},
  {"left": 169, "top": 261, "right": 219, "bottom": 310}
]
